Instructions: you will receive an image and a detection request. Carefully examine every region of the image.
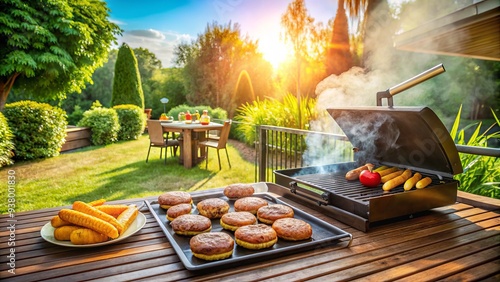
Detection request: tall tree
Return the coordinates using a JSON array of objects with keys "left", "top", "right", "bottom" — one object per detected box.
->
[
  {"left": 133, "top": 47, "right": 162, "bottom": 111},
  {"left": 0, "top": 0, "right": 121, "bottom": 110},
  {"left": 111, "top": 43, "right": 145, "bottom": 109},
  {"left": 174, "top": 21, "right": 274, "bottom": 117},
  {"left": 281, "top": 0, "right": 315, "bottom": 128},
  {"left": 326, "top": 0, "right": 353, "bottom": 75}
]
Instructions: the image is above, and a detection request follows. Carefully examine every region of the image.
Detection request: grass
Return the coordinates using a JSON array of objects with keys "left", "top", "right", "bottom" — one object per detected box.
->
[{"left": 0, "top": 134, "right": 256, "bottom": 213}]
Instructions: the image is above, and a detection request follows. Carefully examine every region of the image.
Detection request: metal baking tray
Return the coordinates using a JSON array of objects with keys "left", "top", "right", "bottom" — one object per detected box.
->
[{"left": 146, "top": 190, "right": 352, "bottom": 271}]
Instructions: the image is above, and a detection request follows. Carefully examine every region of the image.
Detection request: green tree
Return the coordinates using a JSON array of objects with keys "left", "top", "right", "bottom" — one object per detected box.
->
[
  {"left": 147, "top": 68, "right": 188, "bottom": 118},
  {"left": 174, "top": 21, "right": 274, "bottom": 117},
  {"left": 0, "top": 0, "right": 121, "bottom": 110},
  {"left": 111, "top": 43, "right": 145, "bottom": 109},
  {"left": 281, "top": 0, "right": 315, "bottom": 128},
  {"left": 133, "top": 47, "right": 163, "bottom": 113},
  {"left": 61, "top": 49, "right": 118, "bottom": 121}
]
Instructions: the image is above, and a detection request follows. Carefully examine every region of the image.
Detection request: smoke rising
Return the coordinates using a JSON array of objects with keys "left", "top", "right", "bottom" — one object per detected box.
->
[{"left": 304, "top": 0, "right": 456, "bottom": 167}]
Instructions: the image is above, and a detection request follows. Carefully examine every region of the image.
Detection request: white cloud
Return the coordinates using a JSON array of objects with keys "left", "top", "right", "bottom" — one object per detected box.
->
[{"left": 115, "top": 29, "right": 194, "bottom": 67}]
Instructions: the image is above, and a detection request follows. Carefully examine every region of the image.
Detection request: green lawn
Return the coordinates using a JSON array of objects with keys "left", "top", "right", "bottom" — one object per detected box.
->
[{"left": 0, "top": 135, "right": 256, "bottom": 213}]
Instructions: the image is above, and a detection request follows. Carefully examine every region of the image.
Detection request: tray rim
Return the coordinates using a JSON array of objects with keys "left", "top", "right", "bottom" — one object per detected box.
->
[{"left": 146, "top": 191, "right": 352, "bottom": 271}]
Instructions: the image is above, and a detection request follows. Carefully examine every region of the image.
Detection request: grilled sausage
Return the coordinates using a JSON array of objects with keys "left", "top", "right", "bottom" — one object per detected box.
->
[{"left": 345, "top": 163, "right": 374, "bottom": 181}]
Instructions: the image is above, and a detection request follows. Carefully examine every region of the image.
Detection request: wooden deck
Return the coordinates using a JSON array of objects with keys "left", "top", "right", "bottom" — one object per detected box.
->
[{"left": 1, "top": 184, "right": 499, "bottom": 281}]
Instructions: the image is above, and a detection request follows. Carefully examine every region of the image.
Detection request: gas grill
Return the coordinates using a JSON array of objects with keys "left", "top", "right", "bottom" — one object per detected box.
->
[{"left": 274, "top": 64, "right": 464, "bottom": 232}]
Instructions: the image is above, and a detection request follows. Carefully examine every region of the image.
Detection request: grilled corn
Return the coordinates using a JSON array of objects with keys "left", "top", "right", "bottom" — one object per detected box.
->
[
  {"left": 54, "top": 225, "right": 81, "bottom": 241},
  {"left": 116, "top": 205, "right": 139, "bottom": 235},
  {"left": 95, "top": 205, "right": 129, "bottom": 218},
  {"left": 88, "top": 199, "right": 106, "bottom": 206},
  {"left": 58, "top": 209, "right": 119, "bottom": 239},
  {"left": 70, "top": 228, "right": 109, "bottom": 245},
  {"left": 51, "top": 215, "right": 72, "bottom": 228},
  {"left": 72, "top": 201, "right": 124, "bottom": 234}
]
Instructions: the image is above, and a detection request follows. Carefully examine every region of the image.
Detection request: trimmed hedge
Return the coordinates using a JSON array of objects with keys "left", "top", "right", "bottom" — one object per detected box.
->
[
  {"left": 78, "top": 107, "right": 120, "bottom": 145},
  {"left": 113, "top": 104, "right": 146, "bottom": 140},
  {"left": 4, "top": 101, "right": 67, "bottom": 160},
  {"left": 0, "top": 112, "right": 14, "bottom": 166}
]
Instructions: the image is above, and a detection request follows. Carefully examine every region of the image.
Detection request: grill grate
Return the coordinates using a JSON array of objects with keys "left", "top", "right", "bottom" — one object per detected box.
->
[{"left": 291, "top": 171, "right": 446, "bottom": 203}]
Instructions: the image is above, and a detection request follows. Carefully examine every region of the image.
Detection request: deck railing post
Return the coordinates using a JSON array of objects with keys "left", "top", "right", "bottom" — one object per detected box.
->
[{"left": 259, "top": 126, "right": 268, "bottom": 182}]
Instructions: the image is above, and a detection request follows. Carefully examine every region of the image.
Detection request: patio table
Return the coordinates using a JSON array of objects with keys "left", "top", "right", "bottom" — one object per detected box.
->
[
  {"left": 1, "top": 183, "right": 499, "bottom": 281},
  {"left": 161, "top": 121, "right": 223, "bottom": 168}
]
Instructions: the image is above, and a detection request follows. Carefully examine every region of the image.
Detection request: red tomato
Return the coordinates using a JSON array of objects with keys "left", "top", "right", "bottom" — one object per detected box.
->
[{"left": 359, "top": 170, "right": 381, "bottom": 187}]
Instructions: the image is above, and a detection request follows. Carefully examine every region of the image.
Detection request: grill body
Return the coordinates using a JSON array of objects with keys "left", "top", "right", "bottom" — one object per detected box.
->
[{"left": 274, "top": 106, "right": 463, "bottom": 232}]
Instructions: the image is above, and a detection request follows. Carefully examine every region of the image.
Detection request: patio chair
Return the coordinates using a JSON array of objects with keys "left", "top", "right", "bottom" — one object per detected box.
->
[
  {"left": 146, "top": 120, "right": 179, "bottom": 164},
  {"left": 198, "top": 120, "right": 232, "bottom": 170}
]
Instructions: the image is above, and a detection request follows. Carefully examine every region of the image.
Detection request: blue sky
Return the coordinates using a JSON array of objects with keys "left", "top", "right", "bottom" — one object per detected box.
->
[{"left": 105, "top": 0, "right": 405, "bottom": 68}]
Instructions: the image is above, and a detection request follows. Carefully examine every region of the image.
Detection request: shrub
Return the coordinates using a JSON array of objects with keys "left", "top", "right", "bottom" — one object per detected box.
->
[
  {"left": 4, "top": 100, "right": 67, "bottom": 160},
  {"left": 234, "top": 94, "right": 318, "bottom": 145},
  {"left": 0, "top": 112, "right": 14, "bottom": 166},
  {"left": 78, "top": 107, "right": 120, "bottom": 145},
  {"left": 113, "top": 104, "right": 146, "bottom": 140},
  {"left": 67, "top": 105, "right": 85, "bottom": 125},
  {"left": 451, "top": 105, "right": 500, "bottom": 199}
]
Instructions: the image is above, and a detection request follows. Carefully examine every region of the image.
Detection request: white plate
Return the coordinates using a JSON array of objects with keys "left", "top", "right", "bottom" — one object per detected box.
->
[{"left": 40, "top": 212, "right": 146, "bottom": 248}]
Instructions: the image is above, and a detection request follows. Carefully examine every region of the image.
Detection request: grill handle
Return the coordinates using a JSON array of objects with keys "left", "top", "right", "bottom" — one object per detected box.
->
[{"left": 377, "top": 63, "right": 446, "bottom": 106}]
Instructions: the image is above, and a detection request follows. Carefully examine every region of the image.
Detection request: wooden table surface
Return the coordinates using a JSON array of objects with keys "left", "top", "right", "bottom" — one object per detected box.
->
[
  {"left": 1, "top": 183, "right": 499, "bottom": 282},
  {"left": 161, "top": 121, "right": 223, "bottom": 169}
]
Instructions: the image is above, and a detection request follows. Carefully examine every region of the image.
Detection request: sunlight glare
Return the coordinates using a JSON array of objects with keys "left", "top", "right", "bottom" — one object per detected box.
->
[{"left": 259, "top": 37, "right": 291, "bottom": 71}]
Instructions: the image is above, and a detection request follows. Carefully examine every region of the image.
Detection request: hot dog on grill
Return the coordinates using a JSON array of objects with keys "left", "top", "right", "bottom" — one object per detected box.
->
[{"left": 345, "top": 163, "right": 374, "bottom": 181}]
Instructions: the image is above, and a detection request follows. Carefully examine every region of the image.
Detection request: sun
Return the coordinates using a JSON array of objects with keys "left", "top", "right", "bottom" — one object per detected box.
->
[{"left": 259, "top": 38, "right": 291, "bottom": 71}]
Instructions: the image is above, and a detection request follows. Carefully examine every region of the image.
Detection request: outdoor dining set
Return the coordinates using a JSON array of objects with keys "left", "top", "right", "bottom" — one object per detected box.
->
[{"left": 145, "top": 119, "right": 232, "bottom": 169}]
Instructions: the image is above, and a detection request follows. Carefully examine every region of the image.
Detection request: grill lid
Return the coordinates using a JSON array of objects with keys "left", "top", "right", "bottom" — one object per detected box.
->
[{"left": 327, "top": 106, "right": 463, "bottom": 177}]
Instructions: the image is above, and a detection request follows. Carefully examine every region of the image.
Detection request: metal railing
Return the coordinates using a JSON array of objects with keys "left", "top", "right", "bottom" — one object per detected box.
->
[{"left": 254, "top": 125, "right": 500, "bottom": 183}]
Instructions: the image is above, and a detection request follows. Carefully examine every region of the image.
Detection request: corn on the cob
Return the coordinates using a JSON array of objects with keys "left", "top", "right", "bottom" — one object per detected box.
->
[
  {"left": 58, "top": 209, "right": 119, "bottom": 239},
  {"left": 95, "top": 205, "right": 129, "bottom": 218},
  {"left": 51, "top": 215, "right": 72, "bottom": 228},
  {"left": 72, "top": 201, "right": 124, "bottom": 234},
  {"left": 54, "top": 225, "right": 81, "bottom": 241},
  {"left": 88, "top": 199, "right": 106, "bottom": 206},
  {"left": 116, "top": 205, "right": 139, "bottom": 235},
  {"left": 70, "top": 228, "right": 109, "bottom": 245}
]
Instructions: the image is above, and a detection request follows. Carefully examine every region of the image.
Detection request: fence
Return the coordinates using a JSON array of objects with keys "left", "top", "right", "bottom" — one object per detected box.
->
[{"left": 253, "top": 124, "right": 500, "bottom": 183}]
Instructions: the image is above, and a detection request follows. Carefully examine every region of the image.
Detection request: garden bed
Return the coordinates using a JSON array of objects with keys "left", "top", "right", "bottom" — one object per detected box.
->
[{"left": 61, "top": 126, "right": 91, "bottom": 152}]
